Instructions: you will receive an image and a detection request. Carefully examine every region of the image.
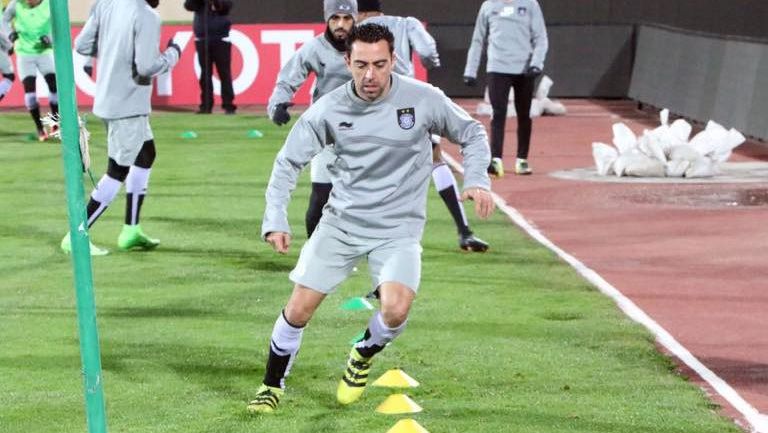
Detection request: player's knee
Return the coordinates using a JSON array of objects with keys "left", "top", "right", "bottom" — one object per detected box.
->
[
  {"left": 106, "top": 158, "right": 130, "bottom": 182},
  {"left": 134, "top": 139, "right": 156, "bottom": 168},
  {"left": 283, "top": 303, "right": 313, "bottom": 327},
  {"left": 44, "top": 73, "right": 57, "bottom": 92},
  {"left": 22, "top": 76, "right": 36, "bottom": 93},
  {"left": 381, "top": 307, "right": 409, "bottom": 328}
]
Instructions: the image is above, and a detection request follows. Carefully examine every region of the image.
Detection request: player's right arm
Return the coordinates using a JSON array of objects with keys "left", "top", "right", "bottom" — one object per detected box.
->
[
  {"left": 74, "top": 1, "right": 100, "bottom": 57},
  {"left": 261, "top": 106, "right": 326, "bottom": 247},
  {"left": 463, "top": 1, "right": 489, "bottom": 80},
  {"left": 266, "top": 41, "right": 314, "bottom": 123}
]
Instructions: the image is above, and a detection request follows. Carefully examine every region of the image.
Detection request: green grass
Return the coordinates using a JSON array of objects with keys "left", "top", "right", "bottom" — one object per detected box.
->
[{"left": 0, "top": 111, "right": 740, "bottom": 433}]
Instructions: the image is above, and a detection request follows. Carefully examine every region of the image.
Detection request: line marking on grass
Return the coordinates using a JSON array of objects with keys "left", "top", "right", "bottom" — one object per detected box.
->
[{"left": 442, "top": 153, "right": 768, "bottom": 433}]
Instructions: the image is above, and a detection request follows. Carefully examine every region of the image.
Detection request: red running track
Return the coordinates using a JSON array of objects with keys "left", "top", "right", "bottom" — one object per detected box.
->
[{"left": 446, "top": 98, "right": 768, "bottom": 432}]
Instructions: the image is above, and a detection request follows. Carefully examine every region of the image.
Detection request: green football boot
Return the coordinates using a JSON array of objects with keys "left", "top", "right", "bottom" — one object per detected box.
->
[
  {"left": 117, "top": 225, "right": 160, "bottom": 250},
  {"left": 60, "top": 232, "right": 109, "bottom": 256}
]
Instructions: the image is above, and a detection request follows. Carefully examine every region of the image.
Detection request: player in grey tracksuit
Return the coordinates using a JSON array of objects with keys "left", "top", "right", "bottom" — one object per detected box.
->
[
  {"left": 358, "top": 0, "right": 489, "bottom": 252},
  {"left": 266, "top": 0, "right": 357, "bottom": 239},
  {"left": 248, "top": 23, "right": 494, "bottom": 413},
  {"left": 66, "top": 0, "right": 180, "bottom": 255},
  {"left": 464, "top": 0, "right": 548, "bottom": 176}
]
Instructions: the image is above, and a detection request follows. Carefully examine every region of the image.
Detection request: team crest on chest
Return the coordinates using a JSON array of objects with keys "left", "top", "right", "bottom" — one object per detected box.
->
[{"left": 397, "top": 107, "right": 416, "bottom": 130}]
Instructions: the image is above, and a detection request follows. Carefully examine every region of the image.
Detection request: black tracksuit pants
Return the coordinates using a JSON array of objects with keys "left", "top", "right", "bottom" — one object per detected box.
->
[
  {"left": 195, "top": 39, "right": 236, "bottom": 112},
  {"left": 487, "top": 72, "right": 536, "bottom": 159}
]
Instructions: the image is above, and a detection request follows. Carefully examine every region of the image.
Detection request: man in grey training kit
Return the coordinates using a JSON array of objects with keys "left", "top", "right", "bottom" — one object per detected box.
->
[
  {"left": 266, "top": 0, "right": 357, "bottom": 238},
  {"left": 247, "top": 23, "right": 494, "bottom": 413},
  {"left": 65, "top": 0, "right": 181, "bottom": 255},
  {"left": 357, "top": 0, "right": 489, "bottom": 252},
  {"left": 464, "top": 0, "right": 548, "bottom": 176}
]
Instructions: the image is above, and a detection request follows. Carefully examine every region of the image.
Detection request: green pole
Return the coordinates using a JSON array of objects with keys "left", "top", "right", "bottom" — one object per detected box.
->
[{"left": 48, "top": 1, "right": 108, "bottom": 433}]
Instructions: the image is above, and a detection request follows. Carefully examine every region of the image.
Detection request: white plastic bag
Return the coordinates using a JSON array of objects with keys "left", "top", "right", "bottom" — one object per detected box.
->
[{"left": 592, "top": 142, "right": 618, "bottom": 176}]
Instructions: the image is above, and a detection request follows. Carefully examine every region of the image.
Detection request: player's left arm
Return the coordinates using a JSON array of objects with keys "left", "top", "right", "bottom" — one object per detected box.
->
[
  {"left": 529, "top": 0, "right": 548, "bottom": 69},
  {"left": 133, "top": 10, "right": 180, "bottom": 82},
  {"left": 405, "top": 17, "right": 440, "bottom": 69},
  {"left": 430, "top": 90, "right": 494, "bottom": 218},
  {"left": 2, "top": 1, "right": 16, "bottom": 36}
]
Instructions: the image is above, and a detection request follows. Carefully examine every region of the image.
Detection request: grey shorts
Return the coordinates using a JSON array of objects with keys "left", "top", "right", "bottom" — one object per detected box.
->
[
  {"left": 289, "top": 222, "right": 423, "bottom": 294},
  {"left": 0, "top": 51, "right": 13, "bottom": 75},
  {"left": 105, "top": 116, "right": 153, "bottom": 166},
  {"left": 17, "top": 53, "right": 55, "bottom": 79}
]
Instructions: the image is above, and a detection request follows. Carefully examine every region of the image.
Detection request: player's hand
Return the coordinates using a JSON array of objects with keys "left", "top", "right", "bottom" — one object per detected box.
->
[
  {"left": 167, "top": 38, "right": 181, "bottom": 56},
  {"left": 525, "top": 66, "right": 542, "bottom": 78},
  {"left": 9, "top": 32, "right": 18, "bottom": 43},
  {"left": 83, "top": 65, "right": 93, "bottom": 77},
  {"left": 461, "top": 187, "right": 495, "bottom": 219},
  {"left": 266, "top": 231, "right": 292, "bottom": 254},
  {"left": 39, "top": 35, "right": 52, "bottom": 48},
  {"left": 463, "top": 76, "right": 476, "bottom": 87},
  {"left": 272, "top": 102, "right": 294, "bottom": 126}
]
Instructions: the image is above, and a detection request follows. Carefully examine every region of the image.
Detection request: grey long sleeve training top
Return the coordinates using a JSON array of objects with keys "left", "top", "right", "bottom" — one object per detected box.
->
[
  {"left": 360, "top": 15, "right": 440, "bottom": 77},
  {"left": 262, "top": 74, "right": 491, "bottom": 240},
  {"left": 266, "top": 34, "right": 350, "bottom": 121},
  {"left": 464, "top": 0, "right": 548, "bottom": 77},
  {"left": 74, "top": 0, "right": 180, "bottom": 119}
]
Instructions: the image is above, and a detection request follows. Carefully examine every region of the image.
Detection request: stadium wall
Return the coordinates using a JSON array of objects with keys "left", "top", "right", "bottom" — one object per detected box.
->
[{"left": 629, "top": 25, "right": 768, "bottom": 141}]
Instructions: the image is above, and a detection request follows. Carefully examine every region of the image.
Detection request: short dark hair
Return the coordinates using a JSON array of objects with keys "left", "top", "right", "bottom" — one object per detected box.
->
[{"left": 345, "top": 23, "right": 395, "bottom": 56}]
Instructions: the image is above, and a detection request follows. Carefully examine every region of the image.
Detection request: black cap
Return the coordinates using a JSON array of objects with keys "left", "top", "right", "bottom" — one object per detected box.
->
[{"left": 357, "top": 0, "right": 382, "bottom": 12}]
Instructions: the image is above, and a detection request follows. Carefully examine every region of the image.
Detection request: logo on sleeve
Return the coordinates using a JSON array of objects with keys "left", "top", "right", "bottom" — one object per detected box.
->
[
  {"left": 338, "top": 121, "right": 354, "bottom": 130},
  {"left": 518, "top": 6, "right": 527, "bottom": 16},
  {"left": 397, "top": 107, "right": 415, "bottom": 130}
]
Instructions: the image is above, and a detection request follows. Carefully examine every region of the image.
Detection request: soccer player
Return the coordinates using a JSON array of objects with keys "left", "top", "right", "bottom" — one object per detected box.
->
[
  {"left": 0, "top": 7, "right": 14, "bottom": 102},
  {"left": 357, "top": 0, "right": 489, "bottom": 252},
  {"left": 463, "top": 0, "right": 548, "bottom": 176},
  {"left": 266, "top": 0, "right": 357, "bottom": 238},
  {"left": 2, "top": 0, "right": 58, "bottom": 140},
  {"left": 62, "top": 0, "right": 181, "bottom": 255},
  {"left": 247, "top": 23, "right": 494, "bottom": 413}
]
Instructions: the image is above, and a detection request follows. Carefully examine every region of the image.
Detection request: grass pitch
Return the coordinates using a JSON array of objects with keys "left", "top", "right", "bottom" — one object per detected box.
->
[{"left": 0, "top": 111, "right": 741, "bottom": 433}]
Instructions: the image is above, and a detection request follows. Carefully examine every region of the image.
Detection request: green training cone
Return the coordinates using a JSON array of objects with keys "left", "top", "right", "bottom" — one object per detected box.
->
[
  {"left": 340, "top": 297, "right": 374, "bottom": 311},
  {"left": 247, "top": 129, "right": 264, "bottom": 138},
  {"left": 180, "top": 131, "right": 198, "bottom": 139}
]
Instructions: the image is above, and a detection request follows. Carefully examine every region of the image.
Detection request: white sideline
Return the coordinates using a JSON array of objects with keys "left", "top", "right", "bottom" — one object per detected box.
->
[{"left": 442, "top": 153, "right": 768, "bottom": 433}]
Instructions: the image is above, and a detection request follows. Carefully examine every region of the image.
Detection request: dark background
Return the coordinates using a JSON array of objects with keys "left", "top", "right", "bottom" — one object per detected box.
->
[{"left": 233, "top": 1, "right": 768, "bottom": 99}]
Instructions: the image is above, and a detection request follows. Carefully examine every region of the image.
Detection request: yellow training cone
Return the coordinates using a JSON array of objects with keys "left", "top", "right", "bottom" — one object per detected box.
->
[
  {"left": 375, "top": 394, "right": 423, "bottom": 414},
  {"left": 373, "top": 369, "right": 420, "bottom": 388},
  {"left": 385, "top": 418, "right": 430, "bottom": 433}
]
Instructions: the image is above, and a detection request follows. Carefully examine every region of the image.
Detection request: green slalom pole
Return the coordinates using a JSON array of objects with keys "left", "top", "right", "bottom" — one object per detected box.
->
[{"left": 48, "top": 1, "right": 108, "bottom": 433}]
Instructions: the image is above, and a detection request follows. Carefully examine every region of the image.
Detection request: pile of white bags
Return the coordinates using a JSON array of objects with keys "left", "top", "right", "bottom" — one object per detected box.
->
[
  {"left": 476, "top": 75, "right": 567, "bottom": 117},
  {"left": 592, "top": 109, "right": 746, "bottom": 178}
]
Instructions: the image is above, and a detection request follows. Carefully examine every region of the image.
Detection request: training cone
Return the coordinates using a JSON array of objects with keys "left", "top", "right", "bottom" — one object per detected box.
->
[
  {"left": 385, "top": 419, "right": 430, "bottom": 433},
  {"left": 373, "top": 369, "right": 420, "bottom": 388},
  {"left": 375, "top": 394, "right": 422, "bottom": 415},
  {"left": 247, "top": 129, "right": 264, "bottom": 138},
  {"left": 180, "top": 131, "right": 198, "bottom": 139},
  {"left": 340, "top": 297, "right": 374, "bottom": 311},
  {"left": 349, "top": 330, "right": 366, "bottom": 345}
]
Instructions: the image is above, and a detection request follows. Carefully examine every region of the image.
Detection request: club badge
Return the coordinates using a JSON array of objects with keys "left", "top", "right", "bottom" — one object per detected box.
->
[{"left": 397, "top": 107, "right": 415, "bottom": 130}]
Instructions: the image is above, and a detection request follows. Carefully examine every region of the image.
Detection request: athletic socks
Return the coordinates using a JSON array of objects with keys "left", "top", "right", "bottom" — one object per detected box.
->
[
  {"left": 29, "top": 106, "right": 44, "bottom": 132},
  {"left": 124, "top": 166, "right": 151, "bottom": 225},
  {"left": 354, "top": 311, "right": 408, "bottom": 358},
  {"left": 263, "top": 311, "right": 305, "bottom": 389},
  {"left": 432, "top": 163, "right": 472, "bottom": 237},
  {"left": 86, "top": 175, "right": 123, "bottom": 227}
]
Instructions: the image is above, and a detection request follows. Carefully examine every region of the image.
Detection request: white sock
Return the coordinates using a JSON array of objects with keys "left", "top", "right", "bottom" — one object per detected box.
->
[
  {"left": 265, "top": 311, "right": 305, "bottom": 388},
  {"left": 87, "top": 175, "right": 122, "bottom": 227},
  {"left": 125, "top": 166, "right": 151, "bottom": 225},
  {"left": 354, "top": 311, "right": 408, "bottom": 358}
]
